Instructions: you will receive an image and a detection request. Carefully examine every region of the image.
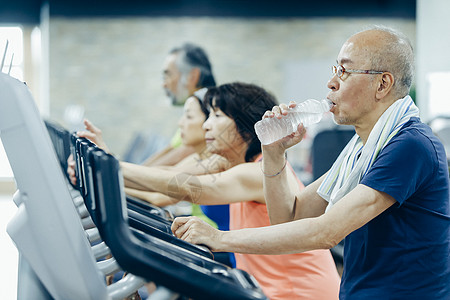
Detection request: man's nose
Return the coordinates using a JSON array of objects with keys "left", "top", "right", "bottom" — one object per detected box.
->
[{"left": 327, "top": 75, "right": 339, "bottom": 91}]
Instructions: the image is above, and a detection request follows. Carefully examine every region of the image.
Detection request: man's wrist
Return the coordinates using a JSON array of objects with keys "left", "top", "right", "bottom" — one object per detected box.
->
[
  {"left": 216, "top": 230, "right": 234, "bottom": 253},
  {"left": 261, "top": 145, "right": 285, "bottom": 161},
  {"left": 261, "top": 153, "right": 287, "bottom": 177},
  {"left": 261, "top": 146, "right": 287, "bottom": 176}
]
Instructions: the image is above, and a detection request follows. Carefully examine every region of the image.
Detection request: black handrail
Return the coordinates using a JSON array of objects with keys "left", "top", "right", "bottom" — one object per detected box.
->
[{"left": 88, "top": 150, "right": 268, "bottom": 300}]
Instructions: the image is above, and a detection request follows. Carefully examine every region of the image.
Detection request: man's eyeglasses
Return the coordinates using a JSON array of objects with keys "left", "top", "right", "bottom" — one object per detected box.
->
[{"left": 332, "top": 65, "right": 385, "bottom": 79}]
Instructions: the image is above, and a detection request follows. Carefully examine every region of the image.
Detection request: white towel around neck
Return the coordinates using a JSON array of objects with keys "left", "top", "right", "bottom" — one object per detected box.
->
[{"left": 317, "top": 95, "right": 419, "bottom": 211}]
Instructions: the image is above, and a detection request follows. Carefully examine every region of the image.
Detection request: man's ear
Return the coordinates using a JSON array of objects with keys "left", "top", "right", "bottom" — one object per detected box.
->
[
  {"left": 375, "top": 72, "right": 395, "bottom": 99},
  {"left": 187, "top": 67, "right": 201, "bottom": 89}
]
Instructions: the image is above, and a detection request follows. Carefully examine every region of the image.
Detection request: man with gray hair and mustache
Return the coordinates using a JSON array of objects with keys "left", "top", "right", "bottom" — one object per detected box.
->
[
  {"left": 144, "top": 42, "right": 216, "bottom": 166},
  {"left": 69, "top": 43, "right": 216, "bottom": 169}
]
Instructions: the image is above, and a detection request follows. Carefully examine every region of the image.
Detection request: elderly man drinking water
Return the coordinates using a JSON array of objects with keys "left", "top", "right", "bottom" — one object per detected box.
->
[{"left": 172, "top": 25, "right": 450, "bottom": 299}]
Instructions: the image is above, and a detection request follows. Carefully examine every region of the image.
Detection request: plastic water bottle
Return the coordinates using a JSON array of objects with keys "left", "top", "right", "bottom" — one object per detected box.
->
[{"left": 255, "top": 99, "right": 332, "bottom": 145}]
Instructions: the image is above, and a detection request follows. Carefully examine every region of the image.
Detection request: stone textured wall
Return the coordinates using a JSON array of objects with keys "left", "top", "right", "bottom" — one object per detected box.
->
[{"left": 48, "top": 17, "right": 415, "bottom": 158}]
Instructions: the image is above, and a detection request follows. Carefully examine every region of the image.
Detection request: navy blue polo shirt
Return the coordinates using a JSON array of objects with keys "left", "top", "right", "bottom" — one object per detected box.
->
[{"left": 340, "top": 118, "right": 450, "bottom": 299}]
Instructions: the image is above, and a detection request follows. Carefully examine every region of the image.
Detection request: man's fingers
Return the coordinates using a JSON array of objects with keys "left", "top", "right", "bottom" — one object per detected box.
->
[
  {"left": 270, "top": 103, "right": 294, "bottom": 118},
  {"left": 172, "top": 216, "right": 206, "bottom": 245},
  {"left": 291, "top": 124, "right": 306, "bottom": 141},
  {"left": 279, "top": 103, "right": 290, "bottom": 116},
  {"left": 272, "top": 106, "right": 285, "bottom": 119},
  {"left": 179, "top": 227, "right": 193, "bottom": 243},
  {"left": 297, "top": 123, "right": 306, "bottom": 135},
  {"left": 171, "top": 216, "right": 193, "bottom": 237},
  {"left": 279, "top": 103, "right": 288, "bottom": 110},
  {"left": 271, "top": 106, "right": 281, "bottom": 115},
  {"left": 262, "top": 110, "right": 274, "bottom": 119},
  {"left": 171, "top": 216, "right": 187, "bottom": 233}
]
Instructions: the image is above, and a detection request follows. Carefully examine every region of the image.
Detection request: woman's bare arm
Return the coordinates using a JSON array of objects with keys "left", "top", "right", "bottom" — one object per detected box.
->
[
  {"left": 121, "top": 160, "right": 301, "bottom": 206},
  {"left": 124, "top": 187, "right": 180, "bottom": 207}
]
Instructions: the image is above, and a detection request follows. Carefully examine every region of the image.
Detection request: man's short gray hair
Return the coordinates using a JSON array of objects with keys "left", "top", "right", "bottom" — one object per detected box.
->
[
  {"left": 169, "top": 43, "right": 216, "bottom": 88},
  {"left": 361, "top": 25, "right": 414, "bottom": 97}
]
